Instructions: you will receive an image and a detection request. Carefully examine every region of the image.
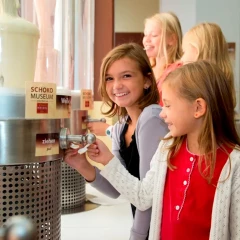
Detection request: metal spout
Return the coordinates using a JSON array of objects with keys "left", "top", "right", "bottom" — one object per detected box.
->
[{"left": 59, "top": 128, "right": 96, "bottom": 149}]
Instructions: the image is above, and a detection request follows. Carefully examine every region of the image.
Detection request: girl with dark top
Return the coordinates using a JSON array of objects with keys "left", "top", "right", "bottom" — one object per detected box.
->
[{"left": 65, "top": 43, "right": 168, "bottom": 240}]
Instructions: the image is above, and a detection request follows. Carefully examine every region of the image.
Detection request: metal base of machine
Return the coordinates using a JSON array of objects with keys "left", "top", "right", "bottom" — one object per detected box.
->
[
  {"left": 0, "top": 160, "right": 62, "bottom": 240},
  {"left": 61, "top": 200, "right": 99, "bottom": 215},
  {"left": 61, "top": 162, "right": 86, "bottom": 210}
]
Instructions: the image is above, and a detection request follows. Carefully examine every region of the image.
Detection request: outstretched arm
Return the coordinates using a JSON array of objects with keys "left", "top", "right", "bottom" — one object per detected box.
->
[
  {"left": 65, "top": 147, "right": 121, "bottom": 198},
  {"left": 87, "top": 139, "right": 161, "bottom": 211},
  {"left": 64, "top": 148, "right": 96, "bottom": 181}
]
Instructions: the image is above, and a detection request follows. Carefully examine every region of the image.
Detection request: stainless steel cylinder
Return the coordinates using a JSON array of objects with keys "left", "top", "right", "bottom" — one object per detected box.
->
[
  {"left": 61, "top": 109, "right": 88, "bottom": 210},
  {"left": 0, "top": 118, "right": 66, "bottom": 240},
  {"left": 0, "top": 119, "right": 64, "bottom": 165},
  {"left": 0, "top": 160, "right": 61, "bottom": 240}
]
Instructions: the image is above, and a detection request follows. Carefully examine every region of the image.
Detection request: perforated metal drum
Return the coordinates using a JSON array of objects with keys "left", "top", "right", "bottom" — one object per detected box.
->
[
  {"left": 0, "top": 161, "right": 61, "bottom": 239},
  {"left": 61, "top": 109, "right": 88, "bottom": 210},
  {"left": 0, "top": 118, "right": 64, "bottom": 240},
  {"left": 61, "top": 162, "right": 86, "bottom": 209}
]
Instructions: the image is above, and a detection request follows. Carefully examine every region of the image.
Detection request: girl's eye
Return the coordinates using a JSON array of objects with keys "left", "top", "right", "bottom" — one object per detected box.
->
[
  {"left": 123, "top": 74, "right": 131, "bottom": 78},
  {"left": 105, "top": 77, "right": 113, "bottom": 81}
]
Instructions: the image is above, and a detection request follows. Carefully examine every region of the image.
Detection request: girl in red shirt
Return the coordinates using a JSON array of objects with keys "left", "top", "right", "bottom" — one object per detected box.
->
[{"left": 82, "top": 61, "right": 240, "bottom": 240}]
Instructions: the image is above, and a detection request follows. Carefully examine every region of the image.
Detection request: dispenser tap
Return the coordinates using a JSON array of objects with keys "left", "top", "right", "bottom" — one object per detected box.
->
[
  {"left": 84, "top": 117, "right": 106, "bottom": 123},
  {"left": 59, "top": 128, "right": 96, "bottom": 149}
]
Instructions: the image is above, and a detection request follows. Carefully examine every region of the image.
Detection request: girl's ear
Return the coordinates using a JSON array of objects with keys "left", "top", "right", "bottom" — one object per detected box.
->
[
  {"left": 194, "top": 98, "right": 207, "bottom": 118},
  {"left": 167, "top": 33, "right": 177, "bottom": 47},
  {"left": 144, "top": 75, "right": 151, "bottom": 89},
  {"left": 190, "top": 43, "right": 199, "bottom": 61}
]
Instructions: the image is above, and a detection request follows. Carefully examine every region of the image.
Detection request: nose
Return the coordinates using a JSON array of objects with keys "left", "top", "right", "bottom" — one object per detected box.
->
[
  {"left": 143, "top": 35, "right": 150, "bottom": 44},
  {"left": 159, "top": 108, "right": 166, "bottom": 119},
  {"left": 113, "top": 79, "right": 123, "bottom": 89}
]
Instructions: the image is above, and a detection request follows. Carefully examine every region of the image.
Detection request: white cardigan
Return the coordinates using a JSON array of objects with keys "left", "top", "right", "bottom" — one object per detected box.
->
[{"left": 101, "top": 139, "right": 240, "bottom": 240}]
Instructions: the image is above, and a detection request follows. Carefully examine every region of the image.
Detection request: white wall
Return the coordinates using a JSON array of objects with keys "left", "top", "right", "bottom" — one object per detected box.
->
[
  {"left": 160, "top": 0, "right": 196, "bottom": 34},
  {"left": 114, "top": 0, "right": 159, "bottom": 32}
]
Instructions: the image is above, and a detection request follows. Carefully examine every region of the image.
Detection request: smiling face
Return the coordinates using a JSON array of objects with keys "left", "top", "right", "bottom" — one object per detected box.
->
[
  {"left": 181, "top": 33, "right": 199, "bottom": 64},
  {"left": 142, "top": 20, "right": 162, "bottom": 58},
  {"left": 105, "top": 57, "right": 149, "bottom": 112},
  {"left": 160, "top": 82, "right": 199, "bottom": 138}
]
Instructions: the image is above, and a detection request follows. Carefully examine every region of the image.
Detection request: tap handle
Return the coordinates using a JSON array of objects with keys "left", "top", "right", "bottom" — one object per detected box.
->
[
  {"left": 84, "top": 117, "right": 106, "bottom": 123},
  {"left": 59, "top": 128, "right": 96, "bottom": 149}
]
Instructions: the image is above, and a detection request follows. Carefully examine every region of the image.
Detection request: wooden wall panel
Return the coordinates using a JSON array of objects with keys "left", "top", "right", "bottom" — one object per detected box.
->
[
  {"left": 115, "top": 32, "right": 144, "bottom": 47},
  {"left": 94, "top": 0, "right": 114, "bottom": 100}
]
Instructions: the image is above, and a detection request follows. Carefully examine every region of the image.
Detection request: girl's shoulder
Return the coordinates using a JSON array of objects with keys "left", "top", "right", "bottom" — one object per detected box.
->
[
  {"left": 230, "top": 147, "right": 240, "bottom": 166},
  {"left": 112, "top": 116, "right": 128, "bottom": 135},
  {"left": 137, "top": 104, "right": 163, "bottom": 124},
  {"left": 141, "top": 104, "right": 162, "bottom": 117},
  {"left": 137, "top": 104, "right": 167, "bottom": 130},
  {"left": 157, "top": 61, "right": 183, "bottom": 88}
]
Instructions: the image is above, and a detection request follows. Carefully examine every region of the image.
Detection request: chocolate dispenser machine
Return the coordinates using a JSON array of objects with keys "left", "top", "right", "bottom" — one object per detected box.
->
[{"left": 0, "top": 0, "right": 95, "bottom": 239}]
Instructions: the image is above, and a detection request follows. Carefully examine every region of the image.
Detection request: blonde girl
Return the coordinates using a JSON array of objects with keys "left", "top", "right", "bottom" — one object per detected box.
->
[
  {"left": 158, "top": 22, "right": 236, "bottom": 107},
  {"left": 86, "top": 60, "right": 240, "bottom": 240},
  {"left": 143, "top": 12, "right": 183, "bottom": 82},
  {"left": 181, "top": 22, "right": 235, "bottom": 105}
]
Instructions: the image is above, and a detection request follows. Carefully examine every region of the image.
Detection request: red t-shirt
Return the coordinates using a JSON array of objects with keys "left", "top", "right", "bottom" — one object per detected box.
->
[
  {"left": 160, "top": 139, "right": 233, "bottom": 240},
  {"left": 157, "top": 62, "right": 183, "bottom": 106}
]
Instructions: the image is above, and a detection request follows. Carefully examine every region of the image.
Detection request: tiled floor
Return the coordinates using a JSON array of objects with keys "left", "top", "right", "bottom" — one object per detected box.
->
[{"left": 61, "top": 184, "right": 133, "bottom": 240}]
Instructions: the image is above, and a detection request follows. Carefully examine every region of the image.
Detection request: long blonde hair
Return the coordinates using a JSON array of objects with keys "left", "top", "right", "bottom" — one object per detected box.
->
[
  {"left": 163, "top": 60, "right": 240, "bottom": 183},
  {"left": 186, "top": 22, "right": 236, "bottom": 106},
  {"left": 144, "top": 12, "right": 183, "bottom": 67}
]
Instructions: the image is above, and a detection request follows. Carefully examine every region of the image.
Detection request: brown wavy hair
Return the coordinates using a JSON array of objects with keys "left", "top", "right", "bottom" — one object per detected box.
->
[{"left": 99, "top": 43, "right": 159, "bottom": 119}]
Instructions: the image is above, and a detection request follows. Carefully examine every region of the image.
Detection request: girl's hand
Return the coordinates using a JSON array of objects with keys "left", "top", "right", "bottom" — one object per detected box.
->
[
  {"left": 64, "top": 148, "right": 88, "bottom": 171},
  {"left": 64, "top": 147, "right": 96, "bottom": 182},
  {"left": 87, "top": 139, "right": 114, "bottom": 165}
]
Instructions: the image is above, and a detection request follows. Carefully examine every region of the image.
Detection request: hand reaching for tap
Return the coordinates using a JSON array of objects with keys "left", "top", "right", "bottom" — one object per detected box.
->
[
  {"left": 64, "top": 147, "right": 87, "bottom": 170},
  {"left": 64, "top": 146, "right": 96, "bottom": 182},
  {"left": 87, "top": 139, "right": 114, "bottom": 166}
]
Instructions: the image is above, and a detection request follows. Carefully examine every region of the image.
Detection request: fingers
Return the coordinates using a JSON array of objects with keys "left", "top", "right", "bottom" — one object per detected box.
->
[
  {"left": 64, "top": 149, "right": 78, "bottom": 160},
  {"left": 87, "top": 145, "right": 99, "bottom": 154},
  {"left": 65, "top": 148, "right": 78, "bottom": 154},
  {"left": 87, "top": 143, "right": 100, "bottom": 158}
]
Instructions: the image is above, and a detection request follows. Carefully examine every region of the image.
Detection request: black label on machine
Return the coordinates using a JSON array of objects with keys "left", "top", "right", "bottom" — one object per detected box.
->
[{"left": 35, "top": 133, "right": 59, "bottom": 156}]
